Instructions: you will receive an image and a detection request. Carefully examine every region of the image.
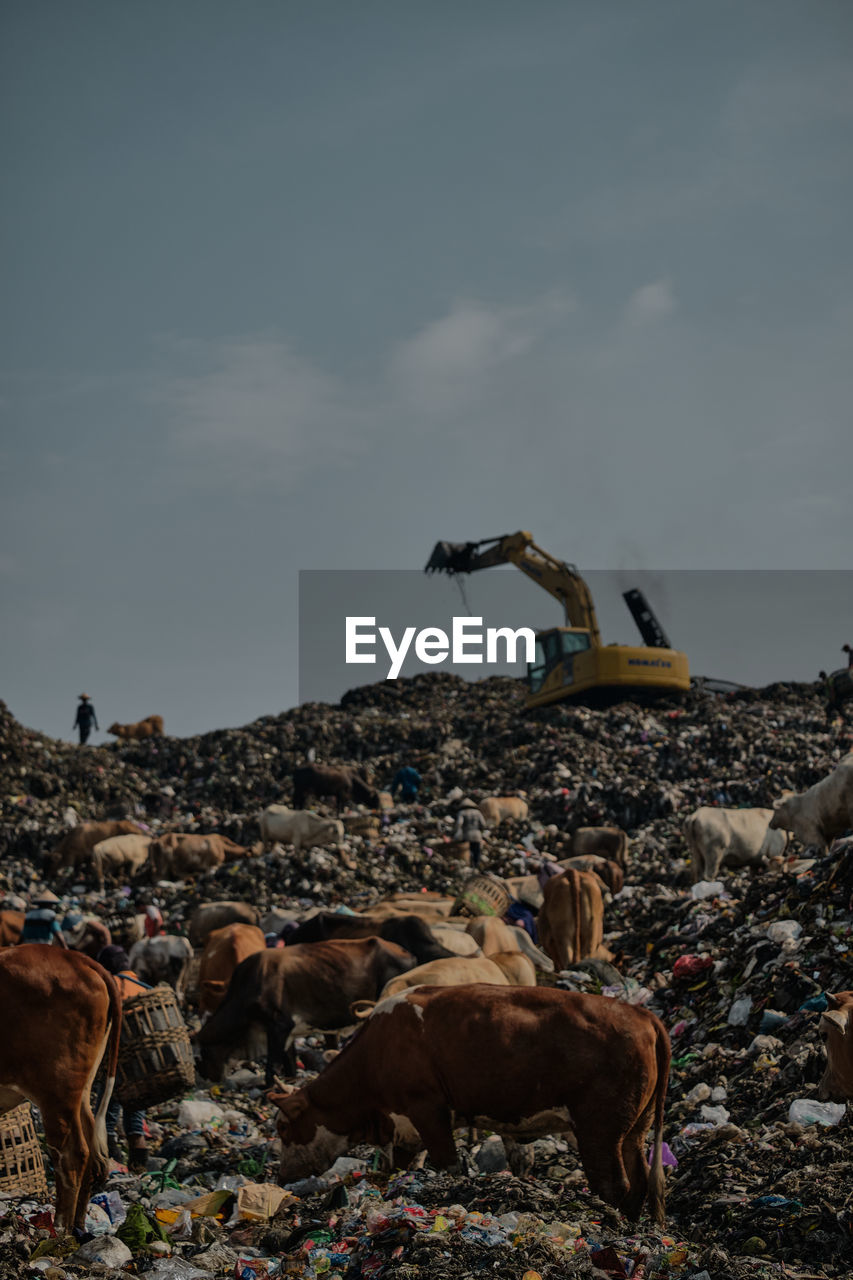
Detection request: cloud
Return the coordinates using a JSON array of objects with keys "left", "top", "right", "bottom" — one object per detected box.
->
[
  {"left": 622, "top": 279, "right": 676, "bottom": 326},
  {"left": 156, "top": 336, "right": 372, "bottom": 486},
  {"left": 388, "top": 292, "right": 573, "bottom": 411}
]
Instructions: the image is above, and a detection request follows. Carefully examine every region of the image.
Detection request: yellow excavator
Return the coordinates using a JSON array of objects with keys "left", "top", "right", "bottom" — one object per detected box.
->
[{"left": 425, "top": 530, "right": 690, "bottom": 708}]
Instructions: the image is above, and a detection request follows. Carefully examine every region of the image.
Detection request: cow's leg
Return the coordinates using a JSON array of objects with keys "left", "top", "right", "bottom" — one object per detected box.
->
[
  {"left": 266, "top": 1013, "right": 296, "bottom": 1086},
  {"left": 572, "top": 1115, "right": 630, "bottom": 1214},
  {"left": 74, "top": 1098, "right": 105, "bottom": 1230},
  {"left": 409, "top": 1105, "right": 457, "bottom": 1170},
  {"left": 618, "top": 1114, "right": 652, "bottom": 1221},
  {"left": 43, "top": 1109, "right": 88, "bottom": 1234}
]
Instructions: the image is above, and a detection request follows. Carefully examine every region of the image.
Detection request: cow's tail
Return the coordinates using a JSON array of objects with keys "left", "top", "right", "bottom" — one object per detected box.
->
[
  {"left": 570, "top": 869, "right": 581, "bottom": 965},
  {"left": 647, "top": 1020, "right": 671, "bottom": 1227},
  {"left": 91, "top": 971, "right": 122, "bottom": 1177}
]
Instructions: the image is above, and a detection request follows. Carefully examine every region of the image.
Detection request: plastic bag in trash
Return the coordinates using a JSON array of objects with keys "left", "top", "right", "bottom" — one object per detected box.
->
[{"left": 787, "top": 1098, "right": 846, "bottom": 1126}]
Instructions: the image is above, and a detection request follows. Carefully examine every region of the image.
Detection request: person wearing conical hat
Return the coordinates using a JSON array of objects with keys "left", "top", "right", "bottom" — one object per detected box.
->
[
  {"left": 19, "top": 889, "right": 68, "bottom": 947},
  {"left": 73, "top": 693, "right": 99, "bottom": 745},
  {"left": 452, "top": 798, "right": 488, "bottom": 869}
]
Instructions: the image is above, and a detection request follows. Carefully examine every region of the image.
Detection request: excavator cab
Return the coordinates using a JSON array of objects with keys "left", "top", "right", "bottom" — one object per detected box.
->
[{"left": 528, "top": 628, "right": 592, "bottom": 694}]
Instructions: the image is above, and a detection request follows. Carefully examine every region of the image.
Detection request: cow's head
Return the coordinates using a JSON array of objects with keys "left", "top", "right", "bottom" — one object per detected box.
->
[
  {"left": 193, "top": 1026, "right": 230, "bottom": 1082},
  {"left": 272, "top": 1087, "right": 349, "bottom": 1183},
  {"left": 107, "top": 723, "right": 121, "bottom": 735},
  {"left": 818, "top": 991, "right": 853, "bottom": 1102},
  {"left": 200, "top": 979, "right": 227, "bottom": 1012}
]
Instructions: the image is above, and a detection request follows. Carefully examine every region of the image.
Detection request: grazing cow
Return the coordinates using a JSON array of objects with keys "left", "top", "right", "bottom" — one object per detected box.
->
[
  {"left": 363, "top": 896, "right": 457, "bottom": 922},
  {"left": 188, "top": 901, "right": 259, "bottom": 947},
  {"left": 107, "top": 715, "right": 164, "bottom": 740},
  {"left": 272, "top": 985, "right": 670, "bottom": 1223},
  {"left": 195, "top": 938, "right": 417, "bottom": 1084},
  {"left": 685, "top": 807, "right": 788, "bottom": 883},
  {"left": 91, "top": 834, "right": 151, "bottom": 886},
  {"left": 285, "top": 912, "right": 453, "bottom": 965},
  {"left": 128, "top": 935, "right": 194, "bottom": 1003},
  {"left": 149, "top": 833, "right": 240, "bottom": 879},
  {"left": 571, "top": 826, "right": 630, "bottom": 870},
  {"left": 770, "top": 757, "right": 853, "bottom": 852},
  {"left": 818, "top": 991, "right": 853, "bottom": 1101},
  {"left": 0, "top": 911, "right": 24, "bottom": 946},
  {"left": 428, "top": 925, "right": 481, "bottom": 957},
  {"left": 353, "top": 954, "right": 519, "bottom": 1016},
  {"left": 465, "top": 916, "right": 554, "bottom": 972},
  {"left": 478, "top": 796, "right": 529, "bottom": 825},
  {"left": 561, "top": 855, "right": 625, "bottom": 896},
  {"left": 538, "top": 869, "right": 610, "bottom": 971},
  {"left": 0, "top": 946, "right": 121, "bottom": 1231},
  {"left": 293, "top": 765, "right": 380, "bottom": 813},
  {"left": 259, "top": 806, "right": 345, "bottom": 853},
  {"left": 198, "top": 923, "right": 267, "bottom": 1015},
  {"left": 47, "top": 820, "right": 145, "bottom": 874}
]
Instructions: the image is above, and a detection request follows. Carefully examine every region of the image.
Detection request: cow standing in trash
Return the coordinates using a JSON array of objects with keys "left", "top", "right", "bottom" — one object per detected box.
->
[
  {"left": 272, "top": 984, "right": 670, "bottom": 1223},
  {"left": 0, "top": 946, "right": 121, "bottom": 1231},
  {"left": 685, "top": 807, "right": 788, "bottom": 883},
  {"left": 292, "top": 764, "right": 379, "bottom": 812},
  {"left": 770, "top": 756, "right": 853, "bottom": 852},
  {"left": 194, "top": 937, "right": 417, "bottom": 1084}
]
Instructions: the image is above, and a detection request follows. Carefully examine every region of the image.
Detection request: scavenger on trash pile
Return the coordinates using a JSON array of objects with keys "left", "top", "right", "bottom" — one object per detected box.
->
[
  {"left": 73, "top": 694, "right": 98, "bottom": 746},
  {"left": 0, "top": 673, "right": 852, "bottom": 1278}
]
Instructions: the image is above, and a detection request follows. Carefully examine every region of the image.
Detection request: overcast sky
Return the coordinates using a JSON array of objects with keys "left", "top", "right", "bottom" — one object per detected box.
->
[{"left": 2, "top": 2, "right": 851, "bottom": 742}]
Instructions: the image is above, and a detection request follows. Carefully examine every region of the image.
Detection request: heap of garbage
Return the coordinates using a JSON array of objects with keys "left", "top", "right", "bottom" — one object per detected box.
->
[{"left": 1, "top": 673, "right": 852, "bottom": 1279}]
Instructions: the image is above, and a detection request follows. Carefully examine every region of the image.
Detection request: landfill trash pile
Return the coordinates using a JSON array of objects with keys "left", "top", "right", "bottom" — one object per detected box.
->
[{"left": 0, "top": 673, "right": 852, "bottom": 1279}]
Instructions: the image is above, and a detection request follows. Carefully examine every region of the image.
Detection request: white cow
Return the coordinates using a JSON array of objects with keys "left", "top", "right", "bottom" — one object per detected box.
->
[
  {"left": 91, "top": 834, "right": 151, "bottom": 886},
  {"left": 769, "top": 756, "right": 853, "bottom": 851},
  {"left": 128, "top": 935, "right": 194, "bottom": 1004},
  {"left": 685, "top": 807, "right": 788, "bottom": 883},
  {"left": 258, "top": 805, "right": 345, "bottom": 852}
]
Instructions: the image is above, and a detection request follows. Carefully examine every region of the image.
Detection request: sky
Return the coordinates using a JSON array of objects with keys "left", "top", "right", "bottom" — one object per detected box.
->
[{"left": 1, "top": 2, "right": 851, "bottom": 741}]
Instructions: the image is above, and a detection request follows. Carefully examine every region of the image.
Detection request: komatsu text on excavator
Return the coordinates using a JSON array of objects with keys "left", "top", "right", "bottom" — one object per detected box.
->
[{"left": 425, "top": 531, "right": 690, "bottom": 707}]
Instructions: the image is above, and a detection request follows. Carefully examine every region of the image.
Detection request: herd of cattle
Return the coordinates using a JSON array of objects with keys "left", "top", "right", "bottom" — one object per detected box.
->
[{"left": 1, "top": 754, "right": 852, "bottom": 1235}]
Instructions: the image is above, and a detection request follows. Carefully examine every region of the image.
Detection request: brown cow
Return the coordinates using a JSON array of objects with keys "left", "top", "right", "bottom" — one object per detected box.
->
[
  {"left": 538, "top": 869, "right": 610, "bottom": 971},
  {"left": 293, "top": 764, "right": 380, "bottom": 813},
  {"left": 571, "top": 826, "right": 629, "bottom": 870},
  {"left": 149, "top": 833, "right": 240, "bottom": 878},
  {"left": 465, "top": 916, "right": 554, "bottom": 971},
  {"left": 285, "top": 912, "right": 452, "bottom": 965},
  {"left": 199, "top": 923, "right": 267, "bottom": 1015},
  {"left": 107, "top": 715, "right": 164, "bottom": 740},
  {"left": 561, "top": 854, "right": 625, "bottom": 896},
  {"left": 478, "top": 796, "right": 529, "bottom": 825},
  {"left": 0, "top": 946, "right": 121, "bottom": 1231},
  {"left": 188, "top": 901, "right": 259, "bottom": 948},
  {"left": 195, "top": 937, "right": 417, "bottom": 1084},
  {"left": 272, "top": 984, "right": 670, "bottom": 1223},
  {"left": 0, "top": 911, "right": 24, "bottom": 946},
  {"left": 818, "top": 991, "right": 853, "bottom": 1101},
  {"left": 47, "top": 820, "right": 145, "bottom": 874}
]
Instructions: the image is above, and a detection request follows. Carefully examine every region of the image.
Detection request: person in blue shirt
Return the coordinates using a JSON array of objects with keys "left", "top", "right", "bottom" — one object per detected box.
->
[
  {"left": 73, "top": 694, "right": 99, "bottom": 744},
  {"left": 391, "top": 764, "right": 421, "bottom": 803},
  {"left": 20, "top": 890, "right": 68, "bottom": 946}
]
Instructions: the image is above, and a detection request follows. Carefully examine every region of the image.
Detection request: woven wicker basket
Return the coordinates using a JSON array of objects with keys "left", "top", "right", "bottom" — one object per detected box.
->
[
  {"left": 0, "top": 1103, "right": 48, "bottom": 1200},
  {"left": 116, "top": 985, "right": 196, "bottom": 1110},
  {"left": 453, "top": 873, "right": 511, "bottom": 919}
]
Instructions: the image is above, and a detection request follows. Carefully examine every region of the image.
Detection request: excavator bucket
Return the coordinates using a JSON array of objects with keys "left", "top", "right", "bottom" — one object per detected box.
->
[{"left": 425, "top": 541, "right": 479, "bottom": 575}]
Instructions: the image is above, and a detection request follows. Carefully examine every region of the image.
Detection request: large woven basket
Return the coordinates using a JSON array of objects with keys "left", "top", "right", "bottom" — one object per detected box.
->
[
  {"left": 453, "top": 873, "right": 511, "bottom": 919},
  {"left": 0, "top": 1103, "right": 48, "bottom": 1200},
  {"left": 116, "top": 985, "right": 196, "bottom": 1110}
]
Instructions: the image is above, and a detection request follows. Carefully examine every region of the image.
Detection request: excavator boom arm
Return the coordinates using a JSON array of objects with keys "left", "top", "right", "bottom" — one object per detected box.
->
[{"left": 425, "top": 530, "right": 602, "bottom": 645}]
